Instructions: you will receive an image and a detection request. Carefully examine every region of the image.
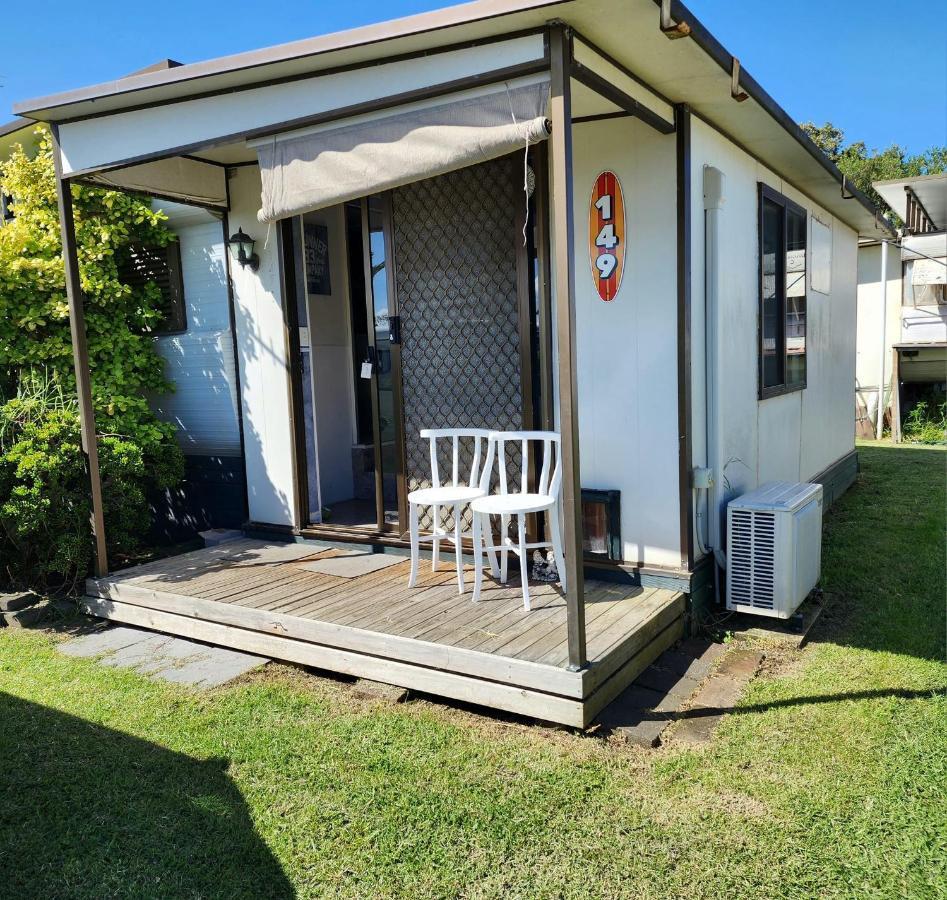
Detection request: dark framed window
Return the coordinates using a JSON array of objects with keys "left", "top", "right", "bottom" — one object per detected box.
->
[
  {"left": 119, "top": 241, "right": 187, "bottom": 334},
  {"left": 758, "top": 184, "right": 807, "bottom": 398}
]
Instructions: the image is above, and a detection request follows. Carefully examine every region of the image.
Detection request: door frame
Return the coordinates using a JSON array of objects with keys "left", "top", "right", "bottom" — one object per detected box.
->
[
  {"left": 360, "top": 194, "right": 408, "bottom": 534},
  {"left": 282, "top": 155, "right": 549, "bottom": 542},
  {"left": 277, "top": 216, "right": 313, "bottom": 530}
]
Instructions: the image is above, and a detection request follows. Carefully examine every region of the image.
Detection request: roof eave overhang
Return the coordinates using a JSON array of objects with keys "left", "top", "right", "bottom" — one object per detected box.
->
[{"left": 11, "top": 0, "right": 893, "bottom": 238}]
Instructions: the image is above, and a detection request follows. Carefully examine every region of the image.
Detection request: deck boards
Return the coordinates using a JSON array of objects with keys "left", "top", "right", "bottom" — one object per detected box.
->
[
  {"left": 86, "top": 539, "right": 685, "bottom": 727},
  {"left": 91, "top": 540, "right": 676, "bottom": 669}
]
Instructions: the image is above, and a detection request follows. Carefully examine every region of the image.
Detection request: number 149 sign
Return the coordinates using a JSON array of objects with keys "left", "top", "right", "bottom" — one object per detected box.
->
[{"left": 588, "top": 171, "right": 626, "bottom": 302}]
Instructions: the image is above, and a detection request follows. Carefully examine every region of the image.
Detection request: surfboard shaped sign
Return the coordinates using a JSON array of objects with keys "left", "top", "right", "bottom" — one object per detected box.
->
[{"left": 588, "top": 171, "right": 626, "bottom": 302}]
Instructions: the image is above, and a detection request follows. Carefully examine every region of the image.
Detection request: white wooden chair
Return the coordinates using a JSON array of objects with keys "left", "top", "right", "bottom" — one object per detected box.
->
[
  {"left": 471, "top": 431, "right": 565, "bottom": 610},
  {"left": 408, "top": 428, "right": 495, "bottom": 594}
]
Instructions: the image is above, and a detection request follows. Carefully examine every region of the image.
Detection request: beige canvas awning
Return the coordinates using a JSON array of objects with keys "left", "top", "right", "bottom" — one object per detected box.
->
[
  {"left": 82, "top": 156, "right": 229, "bottom": 209},
  {"left": 253, "top": 79, "right": 550, "bottom": 223}
]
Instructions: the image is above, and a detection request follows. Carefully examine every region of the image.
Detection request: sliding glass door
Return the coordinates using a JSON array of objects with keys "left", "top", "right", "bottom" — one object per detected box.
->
[{"left": 360, "top": 196, "right": 403, "bottom": 531}]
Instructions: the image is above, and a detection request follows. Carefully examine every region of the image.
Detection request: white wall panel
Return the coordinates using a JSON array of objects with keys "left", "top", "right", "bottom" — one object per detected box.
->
[
  {"left": 689, "top": 118, "right": 859, "bottom": 559},
  {"left": 151, "top": 211, "right": 241, "bottom": 458},
  {"left": 57, "top": 35, "right": 546, "bottom": 175},
  {"left": 572, "top": 117, "right": 681, "bottom": 568},
  {"left": 228, "top": 166, "right": 297, "bottom": 526},
  {"left": 902, "top": 305, "right": 947, "bottom": 343}
]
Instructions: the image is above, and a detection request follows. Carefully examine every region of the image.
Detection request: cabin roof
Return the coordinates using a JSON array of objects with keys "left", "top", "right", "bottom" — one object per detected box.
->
[
  {"left": 0, "top": 118, "right": 38, "bottom": 159},
  {"left": 875, "top": 173, "right": 947, "bottom": 232},
  {"left": 11, "top": 0, "right": 892, "bottom": 236}
]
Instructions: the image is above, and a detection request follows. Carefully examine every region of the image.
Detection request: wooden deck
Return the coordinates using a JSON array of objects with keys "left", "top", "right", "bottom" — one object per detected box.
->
[{"left": 84, "top": 539, "right": 685, "bottom": 727}]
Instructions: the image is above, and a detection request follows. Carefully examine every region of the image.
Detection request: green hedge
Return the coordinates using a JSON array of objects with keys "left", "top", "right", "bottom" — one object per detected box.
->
[{"left": 0, "top": 128, "right": 184, "bottom": 589}]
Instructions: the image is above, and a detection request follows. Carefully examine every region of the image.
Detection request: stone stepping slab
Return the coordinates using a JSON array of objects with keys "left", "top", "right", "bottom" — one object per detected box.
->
[
  {"left": 669, "top": 649, "right": 765, "bottom": 746},
  {"left": 59, "top": 625, "right": 268, "bottom": 688},
  {"left": 596, "top": 638, "right": 729, "bottom": 747}
]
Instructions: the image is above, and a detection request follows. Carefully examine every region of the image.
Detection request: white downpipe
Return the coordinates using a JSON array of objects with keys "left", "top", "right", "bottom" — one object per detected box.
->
[
  {"left": 875, "top": 240, "right": 889, "bottom": 440},
  {"left": 703, "top": 165, "right": 727, "bottom": 571}
]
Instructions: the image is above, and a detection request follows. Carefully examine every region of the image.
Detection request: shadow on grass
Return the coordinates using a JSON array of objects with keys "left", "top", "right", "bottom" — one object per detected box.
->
[
  {"left": 813, "top": 442, "right": 946, "bottom": 662},
  {"left": 0, "top": 692, "right": 294, "bottom": 900}
]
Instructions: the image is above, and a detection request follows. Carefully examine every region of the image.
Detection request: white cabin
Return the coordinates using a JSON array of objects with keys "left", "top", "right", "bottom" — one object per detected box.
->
[
  {"left": 12, "top": 0, "right": 892, "bottom": 725},
  {"left": 856, "top": 174, "right": 946, "bottom": 439}
]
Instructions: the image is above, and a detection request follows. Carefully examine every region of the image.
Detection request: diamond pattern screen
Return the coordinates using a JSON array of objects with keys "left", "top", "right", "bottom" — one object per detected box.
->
[{"left": 392, "top": 154, "right": 525, "bottom": 529}]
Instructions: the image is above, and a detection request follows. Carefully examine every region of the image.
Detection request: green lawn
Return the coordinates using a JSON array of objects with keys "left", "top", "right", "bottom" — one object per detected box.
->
[{"left": 1, "top": 441, "right": 944, "bottom": 899}]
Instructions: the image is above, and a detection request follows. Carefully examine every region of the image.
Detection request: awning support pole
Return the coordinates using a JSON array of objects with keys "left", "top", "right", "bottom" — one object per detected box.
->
[
  {"left": 51, "top": 126, "right": 109, "bottom": 577},
  {"left": 549, "top": 23, "right": 587, "bottom": 671}
]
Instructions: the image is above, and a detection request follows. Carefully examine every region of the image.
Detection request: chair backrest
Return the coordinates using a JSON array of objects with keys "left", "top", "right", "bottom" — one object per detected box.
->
[
  {"left": 478, "top": 431, "right": 562, "bottom": 499},
  {"left": 419, "top": 428, "right": 493, "bottom": 490}
]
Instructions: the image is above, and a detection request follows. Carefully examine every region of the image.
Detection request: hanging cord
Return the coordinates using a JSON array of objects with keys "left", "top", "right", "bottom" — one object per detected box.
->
[
  {"left": 505, "top": 82, "right": 532, "bottom": 246},
  {"left": 262, "top": 134, "right": 277, "bottom": 250}
]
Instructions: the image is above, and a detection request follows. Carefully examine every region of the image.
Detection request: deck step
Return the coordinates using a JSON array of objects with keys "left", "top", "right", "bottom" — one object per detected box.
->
[{"left": 80, "top": 538, "right": 685, "bottom": 728}]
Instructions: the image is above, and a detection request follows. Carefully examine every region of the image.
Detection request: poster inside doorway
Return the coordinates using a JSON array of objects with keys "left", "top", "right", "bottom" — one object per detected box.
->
[{"left": 304, "top": 223, "right": 331, "bottom": 295}]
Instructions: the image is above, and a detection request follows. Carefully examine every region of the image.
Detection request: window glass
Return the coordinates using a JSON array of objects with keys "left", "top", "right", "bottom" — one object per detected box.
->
[
  {"left": 759, "top": 185, "right": 808, "bottom": 397},
  {"left": 761, "top": 197, "right": 782, "bottom": 389},
  {"left": 786, "top": 208, "right": 807, "bottom": 386},
  {"left": 904, "top": 258, "right": 947, "bottom": 307},
  {"left": 119, "top": 241, "right": 186, "bottom": 334}
]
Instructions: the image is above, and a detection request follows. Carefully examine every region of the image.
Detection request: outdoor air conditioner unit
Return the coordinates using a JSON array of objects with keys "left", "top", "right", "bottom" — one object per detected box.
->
[{"left": 726, "top": 482, "right": 823, "bottom": 619}]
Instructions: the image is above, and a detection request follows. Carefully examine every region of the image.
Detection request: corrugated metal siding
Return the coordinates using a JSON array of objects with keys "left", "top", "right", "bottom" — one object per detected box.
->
[{"left": 151, "top": 218, "right": 242, "bottom": 457}]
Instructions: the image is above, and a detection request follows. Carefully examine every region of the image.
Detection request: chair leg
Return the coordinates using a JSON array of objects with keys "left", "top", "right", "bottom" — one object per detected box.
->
[
  {"left": 454, "top": 502, "right": 464, "bottom": 594},
  {"left": 408, "top": 502, "right": 420, "bottom": 588},
  {"left": 431, "top": 504, "right": 440, "bottom": 572},
  {"left": 472, "top": 511, "right": 484, "bottom": 603},
  {"left": 518, "top": 513, "right": 530, "bottom": 611},
  {"left": 485, "top": 517, "right": 500, "bottom": 578},
  {"left": 549, "top": 505, "right": 567, "bottom": 594},
  {"left": 500, "top": 513, "right": 509, "bottom": 584}
]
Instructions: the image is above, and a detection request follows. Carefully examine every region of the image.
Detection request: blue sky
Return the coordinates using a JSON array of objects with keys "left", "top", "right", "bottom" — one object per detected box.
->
[{"left": 2, "top": 0, "right": 944, "bottom": 154}]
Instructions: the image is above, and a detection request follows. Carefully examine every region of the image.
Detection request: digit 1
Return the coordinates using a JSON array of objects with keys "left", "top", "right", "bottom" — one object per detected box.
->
[{"left": 595, "top": 193, "right": 613, "bottom": 221}]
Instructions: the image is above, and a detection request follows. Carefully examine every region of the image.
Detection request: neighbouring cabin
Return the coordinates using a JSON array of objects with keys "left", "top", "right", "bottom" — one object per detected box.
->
[
  {"left": 12, "top": 0, "right": 892, "bottom": 726},
  {"left": 856, "top": 174, "right": 946, "bottom": 441}
]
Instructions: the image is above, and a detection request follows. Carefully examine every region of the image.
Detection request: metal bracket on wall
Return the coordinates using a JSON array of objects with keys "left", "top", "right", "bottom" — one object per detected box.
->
[
  {"left": 660, "top": 0, "right": 691, "bottom": 38},
  {"left": 730, "top": 58, "right": 749, "bottom": 102}
]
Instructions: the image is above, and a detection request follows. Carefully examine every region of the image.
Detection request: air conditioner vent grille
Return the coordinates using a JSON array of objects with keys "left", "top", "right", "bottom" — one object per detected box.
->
[{"left": 729, "top": 508, "right": 776, "bottom": 610}]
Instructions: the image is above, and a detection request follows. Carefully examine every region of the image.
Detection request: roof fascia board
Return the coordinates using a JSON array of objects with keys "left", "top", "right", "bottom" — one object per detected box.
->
[
  {"left": 0, "top": 117, "right": 33, "bottom": 139},
  {"left": 47, "top": 26, "right": 551, "bottom": 127},
  {"left": 14, "top": 0, "right": 566, "bottom": 119}
]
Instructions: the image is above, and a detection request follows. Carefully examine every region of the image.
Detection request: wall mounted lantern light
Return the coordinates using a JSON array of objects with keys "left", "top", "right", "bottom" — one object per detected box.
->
[{"left": 227, "top": 227, "right": 259, "bottom": 271}]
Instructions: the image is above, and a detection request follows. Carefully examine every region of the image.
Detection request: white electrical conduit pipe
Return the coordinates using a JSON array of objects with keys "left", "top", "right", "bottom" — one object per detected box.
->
[
  {"left": 875, "top": 240, "right": 889, "bottom": 440},
  {"left": 701, "top": 165, "right": 727, "bottom": 572}
]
